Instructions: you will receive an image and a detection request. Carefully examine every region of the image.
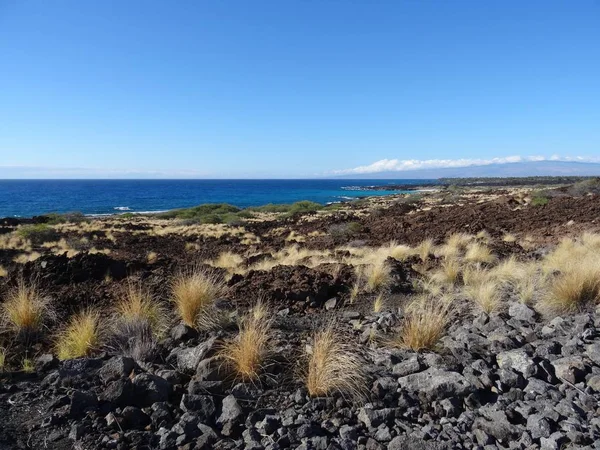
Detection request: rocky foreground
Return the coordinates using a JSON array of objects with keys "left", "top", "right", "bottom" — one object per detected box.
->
[{"left": 2, "top": 300, "right": 600, "bottom": 450}]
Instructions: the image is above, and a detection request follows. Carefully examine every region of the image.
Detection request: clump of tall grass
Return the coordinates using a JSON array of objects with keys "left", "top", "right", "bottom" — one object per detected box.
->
[
  {"left": 364, "top": 260, "right": 391, "bottom": 293},
  {"left": 207, "top": 251, "right": 244, "bottom": 275},
  {"left": 171, "top": 269, "right": 225, "bottom": 328},
  {"left": 55, "top": 309, "right": 102, "bottom": 360},
  {"left": 110, "top": 283, "right": 167, "bottom": 360},
  {"left": 463, "top": 279, "right": 502, "bottom": 314},
  {"left": 373, "top": 293, "right": 385, "bottom": 313},
  {"left": 117, "top": 283, "right": 166, "bottom": 334},
  {"left": 542, "top": 260, "right": 600, "bottom": 314},
  {"left": 305, "top": 326, "right": 366, "bottom": 399},
  {"left": 465, "top": 243, "right": 497, "bottom": 265},
  {"left": 1, "top": 279, "right": 51, "bottom": 340},
  {"left": 221, "top": 301, "right": 273, "bottom": 381},
  {"left": 395, "top": 296, "right": 453, "bottom": 351},
  {"left": 430, "top": 259, "right": 461, "bottom": 285},
  {"left": 415, "top": 238, "right": 435, "bottom": 262}
]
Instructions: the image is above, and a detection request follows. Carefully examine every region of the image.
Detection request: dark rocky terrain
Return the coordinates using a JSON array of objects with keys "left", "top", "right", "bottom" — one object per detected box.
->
[{"left": 1, "top": 182, "right": 600, "bottom": 449}]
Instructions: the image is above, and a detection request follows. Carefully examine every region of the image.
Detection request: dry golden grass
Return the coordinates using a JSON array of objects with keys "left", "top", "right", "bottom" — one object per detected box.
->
[
  {"left": 305, "top": 326, "right": 366, "bottom": 399},
  {"left": 13, "top": 252, "right": 42, "bottom": 264},
  {"left": 207, "top": 251, "right": 244, "bottom": 274},
  {"left": 417, "top": 278, "right": 444, "bottom": 298},
  {"left": 285, "top": 231, "right": 306, "bottom": 243},
  {"left": 147, "top": 251, "right": 158, "bottom": 264},
  {"left": 446, "top": 232, "right": 473, "bottom": 249},
  {"left": 464, "top": 279, "right": 502, "bottom": 314},
  {"left": 581, "top": 232, "right": 600, "bottom": 249},
  {"left": 221, "top": 302, "right": 273, "bottom": 380},
  {"left": 436, "top": 233, "right": 472, "bottom": 259},
  {"left": 185, "top": 242, "right": 201, "bottom": 252},
  {"left": 0, "top": 232, "right": 31, "bottom": 251},
  {"left": 389, "top": 243, "right": 413, "bottom": 261},
  {"left": 373, "top": 293, "right": 385, "bottom": 313},
  {"left": 364, "top": 260, "right": 391, "bottom": 293},
  {"left": 117, "top": 283, "right": 167, "bottom": 335},
  {"left": 542, "top": 259, "right": 600, "bottom": 313},
  {"left": 514, "top": 274, "right": 541, "bottom": 305},
  {"left": 490, "top": 255, "right": 522, "bottom": 283},
  {"left": 395, "top": 297, "right": 452, "bottom": 351},
  {"left": 465, "top": 243, "right": 497, "bottom": 265},
  {"left": 415, "top": 238, "right": 435, "bottom": 261},
  {"left": 349, "top": 267, "right": 363, "bottom": 304},
  {"left": 250, "top": 245, "right": 336, "bottom": 272},
  {"left": 476, "top": 229, "right": 491, "bottom": 243},
  {"left": 462, "top": 265, "right": 492, "bottom": 287},
  {"left": 0, "top": 347, "right": 6, "bottom": 371},
  {"left": 502, "top": 233, "right": 517, "bottom": 243},
  {"left": 430, "top": 259, "right": 461, "bottom": 285},
  {"left": 56, "top": 309, "right": 101, "bottom": 360},
  {"left": 1, "top": 280, "right": 50, "bottom": 338},
  {"left": 0, "top": 266, "right": 7, "bottom": 277},
  {"left": 171, "top": 269, "right": 224, "bottom": 328}
]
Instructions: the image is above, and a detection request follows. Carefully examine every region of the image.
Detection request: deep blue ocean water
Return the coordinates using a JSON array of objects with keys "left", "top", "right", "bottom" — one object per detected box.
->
[{"left": 0, "top": 179, "right": 436, "bottom": 218}]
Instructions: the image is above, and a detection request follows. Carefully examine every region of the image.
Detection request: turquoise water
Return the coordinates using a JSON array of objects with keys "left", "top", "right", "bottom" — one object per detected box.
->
[{"left": 0, "top": 179, "right": 435, "bottom": 217}]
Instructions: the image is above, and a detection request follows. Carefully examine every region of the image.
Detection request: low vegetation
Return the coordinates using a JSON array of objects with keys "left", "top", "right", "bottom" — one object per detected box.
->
[
  {"left": 1, "top": 280, "right": 50, "bottom": 340},
  {"left": 221, "top": 302, "right": 273, "bottom": 380},
  {"left": 396, "top": 297, "right": 452, "bottom": 351},
  {"left": 171, "top": 269, "right": 225, "bottom": 328},
  {"left": 305, "top": 326, "right": 366, "bottom": 399},
  {"left": 56, "top": 309, "right": 101, "bottom": 360}
]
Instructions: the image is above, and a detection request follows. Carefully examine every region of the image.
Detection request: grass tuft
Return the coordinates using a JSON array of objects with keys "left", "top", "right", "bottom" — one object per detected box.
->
[
  {"left": 56, "top": 309, "right": 101, "bottom": 360},
  {"left": 117, "top": 283, "right": 166, "bottom": 335},
  {"left": 464, "top": 279, "right": 502, "bottom": 314},
  {"left": 373, "top": 293, "right": 385, "bottom": 313},
  {"left": 1, "top": 279, "right": 50, "bottom": 339},
  {"left": 465, "top": 243, "right": 497, "bottom": 265},
  {"left": 305, "top": 326, "right": 366, "bottom": 399},
  {"left": 543, "top": 263, "right": 600, "bottom": 313},
  {"left": 430, "top": 259, "right": 461, "bottom": 285},
  {"left": 415, "top": 238, "right": 435, "bottom": 262},
  {"left": 396, "top": 297, "right": 452, "bottom": 351},
  {"left": 221, "top": 301, "right": 273, "bottom": 381},
  {"left": 171, "top": 269, "right": 225, "bottom": 328},
  {"left": 364, "top": 261, "right": 391, "bottom": 293}
]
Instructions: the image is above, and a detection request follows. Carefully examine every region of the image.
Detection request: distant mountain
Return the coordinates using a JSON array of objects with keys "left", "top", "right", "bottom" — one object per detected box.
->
[{"left": 335, "top": 161, "right": 600, "bottom": 179}]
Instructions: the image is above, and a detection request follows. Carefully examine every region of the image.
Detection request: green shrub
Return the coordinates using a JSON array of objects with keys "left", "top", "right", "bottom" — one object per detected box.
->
[
  {"left": 160, "top": 203, "right": 242, "bottom": 222},
  {"left": 43, "top": 212, "right": 87, "bottom": 225},
  {"left": 287, "top": 201, "right": 323, "bottom": 215},
  {"left": 530, "top": 193, "right": 549, "bottom": 206},
  {"left": 17, "top": 224, "right": 59, "bottom": 245}
]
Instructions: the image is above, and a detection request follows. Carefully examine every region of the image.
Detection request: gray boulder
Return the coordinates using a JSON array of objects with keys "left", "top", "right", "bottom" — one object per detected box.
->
[
  {"left": 496, "top": 349, "right": 536, "bottom": 377},
  {"left": 397, "top": 368, "right": 474, "bottom": 401},
  {"left": 217, "top": 394, "right": 244, "bottom": 437}
]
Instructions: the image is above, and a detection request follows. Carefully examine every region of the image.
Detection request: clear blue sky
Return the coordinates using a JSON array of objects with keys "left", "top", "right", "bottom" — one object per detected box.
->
[{"left": 1, "top": 1, "right": 599, "bottom": 178}]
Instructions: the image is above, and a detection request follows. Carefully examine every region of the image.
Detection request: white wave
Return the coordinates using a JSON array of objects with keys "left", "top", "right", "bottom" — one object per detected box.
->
[{"left": 114, "top": 206, "right": 132, "bottom": 211}]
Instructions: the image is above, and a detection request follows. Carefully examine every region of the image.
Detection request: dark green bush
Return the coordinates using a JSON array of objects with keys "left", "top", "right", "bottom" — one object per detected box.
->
[
  {"left": 18, "top": 224, "right": 59, "bottom": 245},
  {"left": 43, "top": 212, "right": 87, "bottom": 224},
  {"left": 530, "top": 193, "right": 549, "bottom": 206}
]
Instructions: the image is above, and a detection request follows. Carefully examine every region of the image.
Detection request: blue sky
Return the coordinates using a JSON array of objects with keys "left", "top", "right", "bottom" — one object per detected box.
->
[{"left": 0, "top": 1, "right": 599, "bottom": 178}]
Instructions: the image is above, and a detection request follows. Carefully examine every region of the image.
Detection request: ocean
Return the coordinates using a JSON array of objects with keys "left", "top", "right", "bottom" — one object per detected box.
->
[{"left": 0, "top": 179, "right": 435, "bottom": 218}]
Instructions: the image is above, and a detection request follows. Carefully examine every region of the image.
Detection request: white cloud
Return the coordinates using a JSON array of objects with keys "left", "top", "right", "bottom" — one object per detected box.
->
[{"left": 331, "top": 155, "right": 600, "bottom": 175}]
